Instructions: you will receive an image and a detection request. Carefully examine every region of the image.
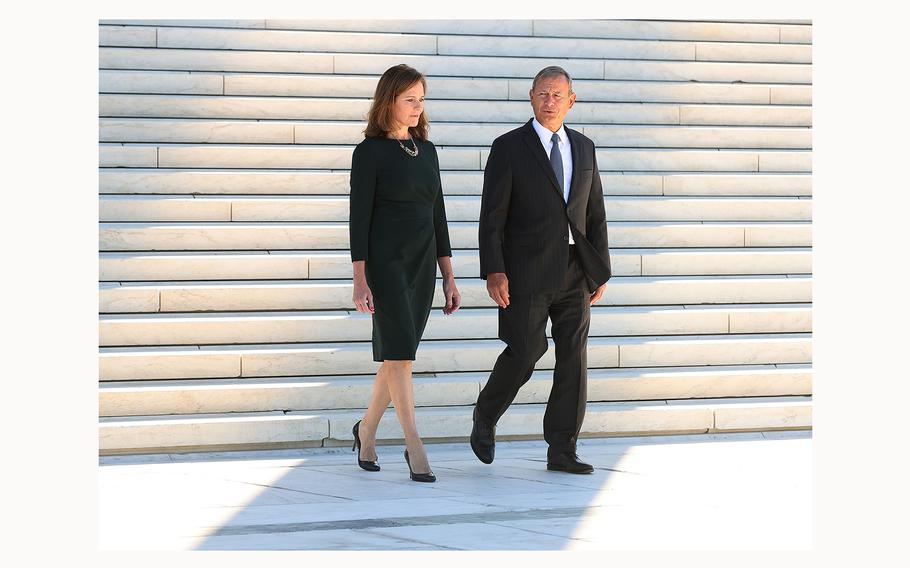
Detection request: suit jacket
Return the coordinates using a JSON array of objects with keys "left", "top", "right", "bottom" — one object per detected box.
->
[{"left": 478, "top": 118, "right": 611, "bottom": 294}]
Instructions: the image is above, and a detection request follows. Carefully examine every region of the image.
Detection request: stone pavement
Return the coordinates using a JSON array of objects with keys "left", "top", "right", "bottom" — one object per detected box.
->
[{"left": 98, "top": 430, "right": 811, "bottom": 550}]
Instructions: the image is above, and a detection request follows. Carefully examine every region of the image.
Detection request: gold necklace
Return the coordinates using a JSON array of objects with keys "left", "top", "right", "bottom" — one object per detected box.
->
[{"left": 397, "top": 135, "right": 418, "bottom": 157}]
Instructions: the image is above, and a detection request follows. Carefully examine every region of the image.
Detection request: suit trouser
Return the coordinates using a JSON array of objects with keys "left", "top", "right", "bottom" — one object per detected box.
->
[{"left": 476, "top": 246, "right": 591, "bottom": 456}]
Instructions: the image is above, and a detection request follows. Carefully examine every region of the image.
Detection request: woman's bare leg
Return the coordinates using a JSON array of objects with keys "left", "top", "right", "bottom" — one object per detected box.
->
[
  {"left": 384, "top": 360, "right": 431, "bottom": 474},
  {"left": 357, "top": 364, "right": 392, "bottom": 462}
]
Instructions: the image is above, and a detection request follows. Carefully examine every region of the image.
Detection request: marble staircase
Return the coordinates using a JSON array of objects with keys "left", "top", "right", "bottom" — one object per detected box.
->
[{"left": 98, "top": 19, "right": 812, "bottom": 455}]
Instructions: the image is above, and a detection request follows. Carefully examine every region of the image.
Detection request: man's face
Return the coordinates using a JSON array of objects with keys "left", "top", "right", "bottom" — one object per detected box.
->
[{"left": 529, "top": 75, "right": 576, "bottom": 132}]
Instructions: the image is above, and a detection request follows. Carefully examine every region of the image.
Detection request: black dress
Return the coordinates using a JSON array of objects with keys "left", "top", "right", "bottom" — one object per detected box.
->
[{"left": 349, "top": 137, "right": 453, "bottom": 362}]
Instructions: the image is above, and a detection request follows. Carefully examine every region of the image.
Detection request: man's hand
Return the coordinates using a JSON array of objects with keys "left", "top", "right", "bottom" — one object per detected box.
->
[
  {"left": 486, "top": 272, "right": 510, "bottom": 308},
  {"left": 589, "top": 283, "right": 607, "bottom": 306}
]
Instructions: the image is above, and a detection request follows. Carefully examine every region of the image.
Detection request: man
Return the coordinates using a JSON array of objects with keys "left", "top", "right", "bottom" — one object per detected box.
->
[{"left": 471, "top": 66, "right": 612, "bottom": 474}]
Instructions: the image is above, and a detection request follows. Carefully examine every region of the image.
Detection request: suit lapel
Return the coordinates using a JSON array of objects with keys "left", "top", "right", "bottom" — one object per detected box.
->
[
  {"left": 520, "top": 119, "right": 564, "bottom": 202},
  {"left": 566, "top": 126, "right": 582, "bottom": 207}
]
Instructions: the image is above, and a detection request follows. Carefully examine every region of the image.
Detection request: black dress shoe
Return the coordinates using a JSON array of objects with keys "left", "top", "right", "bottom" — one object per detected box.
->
[
  {"left": 352, "top": 420, "right": 380, "bottom": 471},
  {"left": 546, "top": 452, "right": 594, "bottom": 474},
  {"left": 470, "top": 406, "right": 495, "bottom": 464},
  {"left": 404, "top": 450, "right": 436, "bottom": 482}
]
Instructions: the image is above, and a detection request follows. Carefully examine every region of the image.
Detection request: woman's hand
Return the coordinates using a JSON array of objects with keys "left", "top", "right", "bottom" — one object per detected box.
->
[
  {"left": 352, "top": 274, "right": 375, "bottom": 314},
  {"left": 442, "top": 276, "right": 461, "bottom": 315}
]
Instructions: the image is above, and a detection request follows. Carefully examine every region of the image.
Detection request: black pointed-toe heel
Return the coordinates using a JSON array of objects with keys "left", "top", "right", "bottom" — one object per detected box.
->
[
  {"left": 352, "top": 420, "right": 380, "bottom": 471},
  {"left": 404, "top": 449, "right": 436, "bottom": 483}
]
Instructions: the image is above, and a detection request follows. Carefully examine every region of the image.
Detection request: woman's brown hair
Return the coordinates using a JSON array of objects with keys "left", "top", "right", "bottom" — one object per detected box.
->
[{"left": 364, "top": 64, "right": 429, "bottom": 140}]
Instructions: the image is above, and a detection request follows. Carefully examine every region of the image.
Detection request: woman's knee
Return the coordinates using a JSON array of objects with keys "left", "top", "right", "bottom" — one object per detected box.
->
[{"left": 382, "top": 359, "right": 413, "bottom": 373}]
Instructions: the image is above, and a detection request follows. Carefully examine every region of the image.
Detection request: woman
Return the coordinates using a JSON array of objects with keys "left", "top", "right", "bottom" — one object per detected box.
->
[{"left": 348, "top": 64, "right": 461, "bottom": 483}]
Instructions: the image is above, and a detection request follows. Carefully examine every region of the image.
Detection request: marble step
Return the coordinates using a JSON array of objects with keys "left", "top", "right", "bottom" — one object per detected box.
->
[
  {"left": 99, "top": 169, "right": 812, "bottom": 197},
  {"left": 97, "top": 394, "right": 812, "bottom": 454},
  {"left": 98, "top": 248, "right": 813, "bottom": 281},
  {"left": 100, "top": 143, "right": 812, "bottom": 172},
  {"left": 98, "top": 332, "right": 812, "bottom": 381},
  {"left": 98, "top": 195, "right": 812, "bottom": 223},
  {"left": 99, "top": 25, "right": 812, "bottom": 63},
  {"left": 99, "top": 20, "right": 811, "bottom": 44},
  {"left": 100, "top": 94, "right": 812, "bottom": 126},
  {"left": 98, "top": 221, "right": 812, "bottom": 252},
  {"left": 99, "top": 70, "right": 812, "bottom": 105},
  {"left": 99, "top": 363, "right": 812, "bottom": 417},
  {"left": 100, "top": 47, "right": 812, "bottom": 84},
  {"left": 99, "top": 275, "right": 811, "bottom": 314},
  {"left": 99, "top": 303, "right": 812, "bottom": 346},
  {"left": 100, "top": 119, "right": 813, "bottom": 149}
]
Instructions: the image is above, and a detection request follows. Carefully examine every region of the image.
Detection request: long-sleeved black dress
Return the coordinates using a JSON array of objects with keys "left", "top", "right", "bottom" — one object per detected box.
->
[{"left": 349, "top": 137, "right": 453, "bottom": 362}]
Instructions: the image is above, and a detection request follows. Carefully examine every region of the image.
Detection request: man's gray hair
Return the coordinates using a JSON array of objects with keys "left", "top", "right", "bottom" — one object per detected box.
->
[{"left": 531, "top": 66, "right": 573, "bottom": 93}]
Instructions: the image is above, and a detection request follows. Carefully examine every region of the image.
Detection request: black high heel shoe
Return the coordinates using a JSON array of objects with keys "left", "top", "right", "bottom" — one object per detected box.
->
[
  {"left": 352, "top": 420, "right": 380, "bottom": 471},
  {"left": 404, "top": 449, "right": 436, "bottom": 483}
]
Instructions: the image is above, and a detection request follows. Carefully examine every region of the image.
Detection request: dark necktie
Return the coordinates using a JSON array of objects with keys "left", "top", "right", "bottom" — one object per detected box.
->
[{"left": 550, "top": 132, "right": 564, "bottom": 197}]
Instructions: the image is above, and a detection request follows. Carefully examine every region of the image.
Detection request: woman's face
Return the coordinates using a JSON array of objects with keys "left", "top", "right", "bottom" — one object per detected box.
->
[{"left": 391, "top": 81, "right": 425, "bottom": 134}]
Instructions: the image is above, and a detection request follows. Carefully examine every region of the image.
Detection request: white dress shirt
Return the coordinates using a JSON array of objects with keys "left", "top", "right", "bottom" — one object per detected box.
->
[{"left": 531, "top": 117, "right": 575, "bottom": 245}]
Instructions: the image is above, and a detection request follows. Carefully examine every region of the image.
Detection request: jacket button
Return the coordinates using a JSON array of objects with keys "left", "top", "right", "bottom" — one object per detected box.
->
[{"left": 563, "top": 235, "right": 569, "bottom": 241}]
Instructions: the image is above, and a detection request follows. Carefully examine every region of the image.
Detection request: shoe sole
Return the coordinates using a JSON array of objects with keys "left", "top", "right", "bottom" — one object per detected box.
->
[{"left": 546, "top": 464, "right": 594, "bottom": 474}]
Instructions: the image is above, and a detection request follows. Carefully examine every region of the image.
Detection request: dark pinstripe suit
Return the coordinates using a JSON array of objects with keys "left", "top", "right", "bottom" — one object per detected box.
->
[{"left": 476, "top": 118, "right": 612, "bottom": 455}]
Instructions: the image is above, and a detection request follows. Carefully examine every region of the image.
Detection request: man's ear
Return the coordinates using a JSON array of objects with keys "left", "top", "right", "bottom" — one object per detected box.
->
[{"left": 568, "top": 93, "right": 576, "bottom": 108}]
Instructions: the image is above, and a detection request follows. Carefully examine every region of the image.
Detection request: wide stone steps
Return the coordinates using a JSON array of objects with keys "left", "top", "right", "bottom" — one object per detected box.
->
[
  {"left": 98, "top": 276, "right": 811, "bottom": 314},
  {"left": 96, "top": 20, "right": 814, "bottom": 454},
  {"left": 99, "top": 25, "right": 812, "bottom": 64},
  {"left": 98, "top": 221, "right": 812, "bottom": 251},
  {"left": 99, "top": 363, "right": 811, "bottom": 416},
  {"left": 99, "top": 19, "right": 811, "bottom": 44},
  {"left": 99, "top": 169, "right": 812, "bottom": 196},
  {"left": 100, "top": 47, "right": 812, "bottom": 84},
  {"left": 98, "top": 195, "right": 812, "bottom": 223},
  {"left": 99, "top": 276, "right": 812, "bottom": 314},
  {"left": 98, "top": 248, "right": 813, "bottom": 281},
  {"left": 99, "top": 70, "right": 812, "bottom": 105},
  {"left": 99, "top": 119, "right": 812, "bottom": 149},
  {"left": 98, "top": 332, "right": 811, "bottom": 381},
  {"left": 98, "top": 395, "right": 813, "bottom": 454},
  {"left": 99, "top": 143, "right": 812, "bottom": 172},
  {"left": 100, "top": 95, "right": 811, "bottom": 127},
  {"left": 99, "top": 303, "right": 811, "bottom": 346}
]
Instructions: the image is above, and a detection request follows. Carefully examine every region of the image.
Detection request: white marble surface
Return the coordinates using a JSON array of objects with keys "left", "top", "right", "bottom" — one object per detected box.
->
[
  {"left": 520, "top": 79, "right": 775, "bottom": 104},
  {"left": 100, "top": 118, "right": 296, "bottom": 144},
  {"left": 99, "top": 25, "right": 156, "bottom": 48},
  {"left": 267, "top": 19, "right": 534, "bottom": 36},
  {"left": 531, "top": 20, "right": 786, "bottom": 43},
  {"left": 98, "top": 431, "right": 812, "bottom": 550},
  {"left": 95, "top": 332, "right": 812, "bottom": 381},
  {"left": 99, "top": 251, "right": 311, "bottom": 281},
  {"left": 225, "top": 74, "right": 511, "bottom": 99},
  {"left": 99, "top": 144, "right": 157, "bottom": 168},
  {"left": 603, "top": 58, "right": 810, "bottom": 84},
  {"left": 157, "top": 26, "right": 438, "bottom": 54},
  {"left": 99, "top": 169, "right": 352, "bottom": 195},
  {"left": 100, "top": 412, "right": 330, "bottom": 451},
  {"left": 617, "top": 333, "right": 812, "bottom": 367},
  {"left": 100, "top": 94, "right": 369, "bottom": 120},
  {"left": 99, "top": 221, "right": 813, "bottom": 251},
  {"left": 98, "top": 275, "right": 812, "bottom": 314},
  {"left": 661, "top": 173, "right": 812, "bottom": 196},
  {"left": 585, "top": 125, "right": 811, "bottom": 149},
  {"left": 680, "top": 104, "right": 812, "bottom": 127},
  {"left": 639, "top": 248, "right": 813, "bottom": 275},
  {"left": 333, "top": 53, "right": 605, "bottom": 79},
  {"left": 100, "top": 46, "right": 334, "bottom": 73},
  {"left": 439, "top": 34, "right": 696, "bottom": 60},
  {"left": 98, "top": 304, "right": 813, "bottom": 346},
  {"left": 696, "top": 41, "right": 811, "bottom": 63},
  {"left": 99, "top": 70, "right": 225, "bottom": 95}
]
